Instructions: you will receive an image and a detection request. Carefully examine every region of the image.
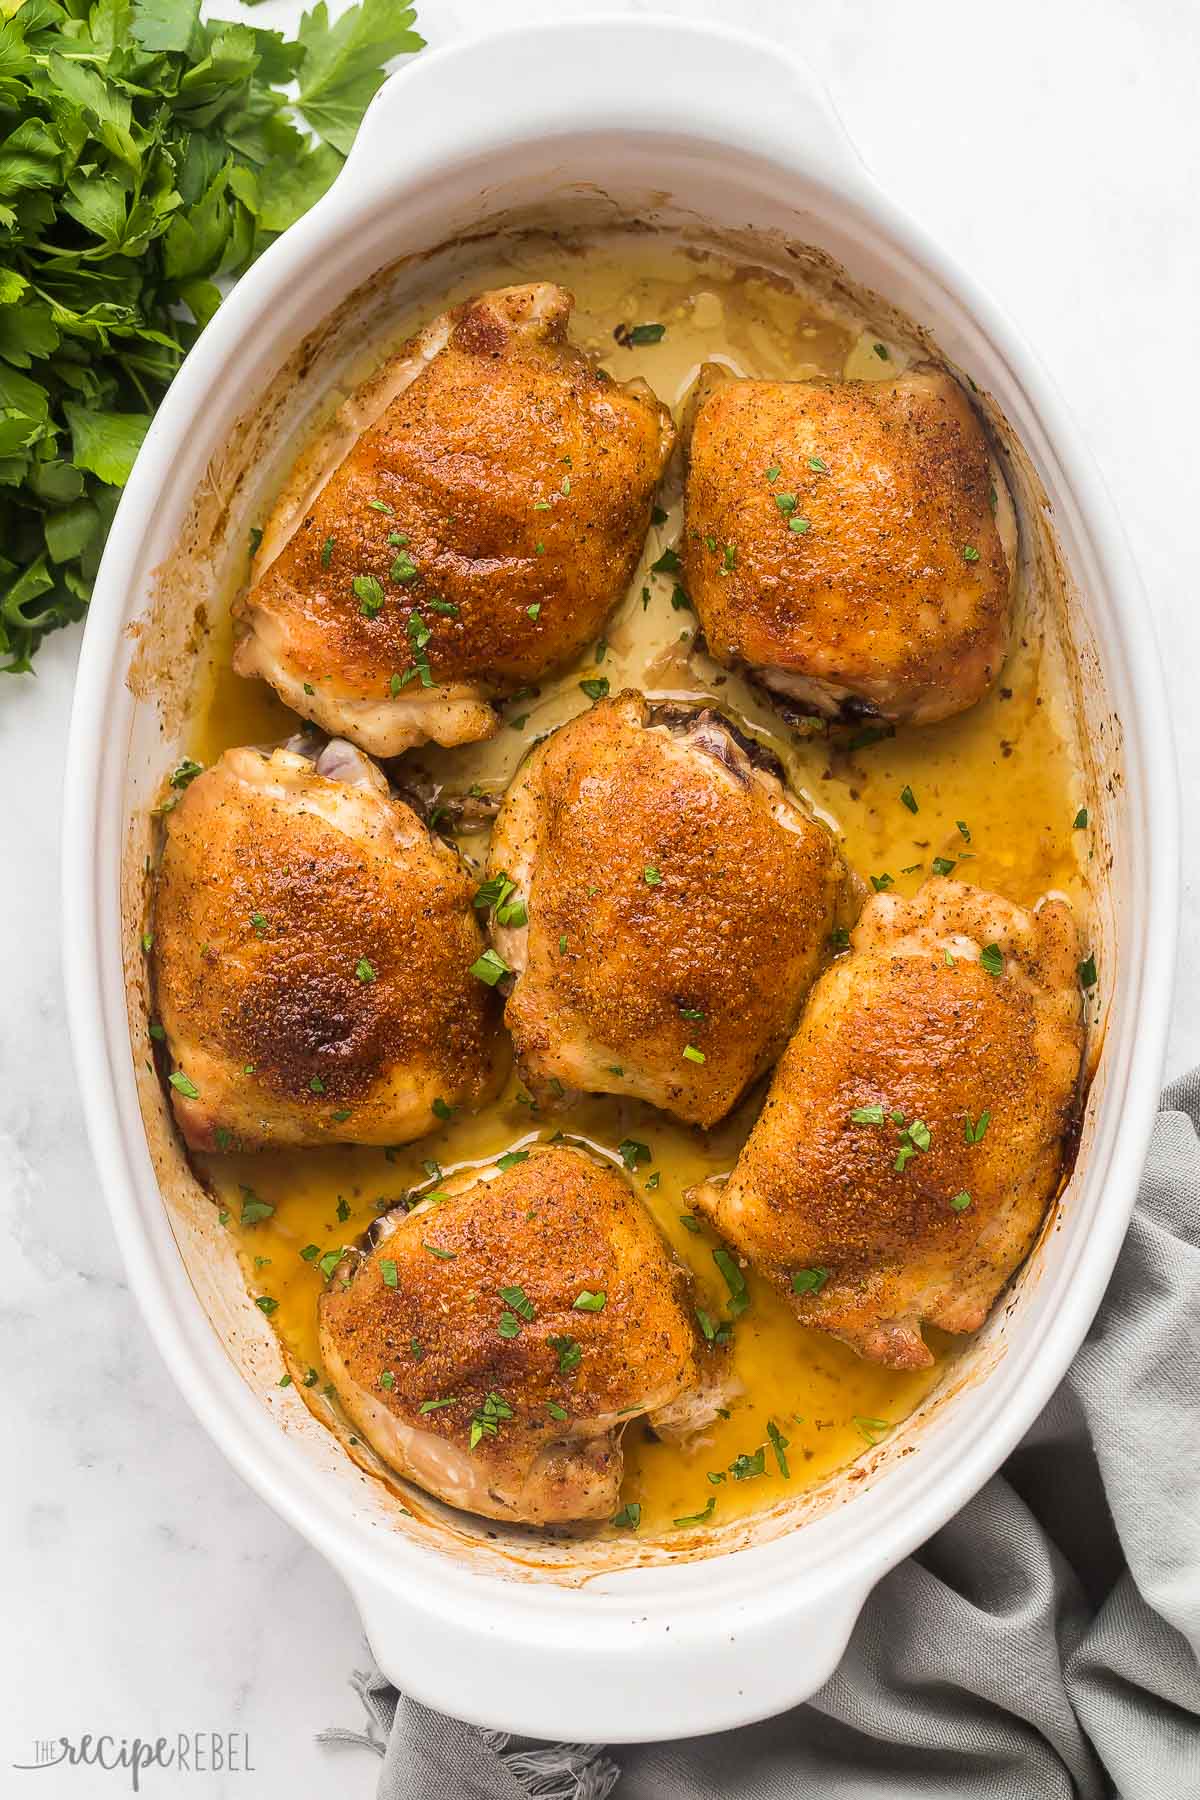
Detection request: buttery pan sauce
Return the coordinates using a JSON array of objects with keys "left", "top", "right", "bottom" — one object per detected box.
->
[{"left": 186, "top": 239, "right": 1089, "bottom": 1538}]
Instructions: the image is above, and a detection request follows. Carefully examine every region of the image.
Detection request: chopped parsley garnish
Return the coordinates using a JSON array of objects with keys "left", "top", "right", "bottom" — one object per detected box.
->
[
  {"left": 469, "top": 948, "right": 511, "bottom": 987},
  {"left": 547, "top": 1401, "right": 569, "bottom": 1422},
  {"left": 300, "top": 1244, "right": 320, "bottom": 1262},
  {"left": 1074, "top": 807, "right": 1089, "bottom": 829},
  {"left": 674, "top": 1496, "right": 716, "bottom": 1527},
  {"left": 950, "top": 1192, "right": 972, "bottom": 1211},
  {"left": 765, "top": 464, "right": 782, "bottom": 481},
  {"left": 979, "top": 942, "right": 1004, "bottom": 977},
  {"left": 957, "top": 820, "right": 972, "bottom": 842},
  {"left": 317, "top": 1247, "right": 344, "bottom": 1281},
  {"left": 854, "top": 1416, "right": 890, "bottom": 1446},
  {"left": 367, "top": 499, "right": 394, "bottom": 515},
  {"left": 789, "top": 517, "right": 811, "bottom": 534},
  {"left": 931, "top": 856, "right": 957, "bottom": 877},
  {"left": 573, "top": 1290, "right": 607, "bottom": 1313},
  {"left": 320, "top": 537, "right": 335, "bottom": 568},
  {"left": 353, "top": 574, "right": 385, "bottom": 616},
  {"left": 309, "top": 1075, "right": 325, "bottom": 1094},
  {"left": 643, "top": 866, "right": 663, "bottom": 886},
  {"left": 579, "top": 677, "right": 610, "bottom": 701},
  {"left": 829, "top": 926, "right": 850, "bottom": 951},
  {"left": 148, "top": 1022, "right": 165, "bottom": 1041},
  {"left": 527, "top": 603, "right": 541, "bottom": 620},
  {"left": 168, "top": 1071, "right": 199, "bottom": 1099},
  {"left": 618, "top": 1139, "right": 651, "bottom": 1172},
  {"left": 682, "top": 1045, "right": 706, "bottom": 1064},
  {"left": 390, "top": 551, "right": 419, "bottom": 583},
  {"left": 679, "top": 1213, "right": 701, "bottom": 1233},
  {"left": 239, "top": 1187, "right": 274, "bottom": 1227},
  {"left": 337, "top": 1198, "right": 351, "bottom": 1222},
  {"left": 355, "top": 957, "right": 376, "bottom": 983},
  {"left": 379, "top": 1370, "right": 395, "bottom": 1390},
  {"left": 1078, "top": 954, "right": 1097, "bottom": 988},
  {"left": 729, "top": 1448, "right": 765, "bottom": 1481},
  {"left": 774, "top": 492, "right": 797, "bottom": 515},
  {"left": 962, "top": 545, "right": 981, "bottom": 562},
  {"left": 426, "top": 598, "right": 460, "bottom": 617},
  {"left": 650, "top": 547, "right": 681, "bottom": 576},
  {"left": 497, "top": 1313, "right": 521, "bottom": 1340},
  {"left": 419, "top": 1396, "right": 458, "bottom": 1414},
  {"left": 249, "top": 911, "right": 268, "bottom": 935},
  {"left": 548, "top": 1334, "right": 581, "bottom": 1374},
  {"left": 612, "top": 1502, "right": 642, "bottom": 1529},
  {"left": 379, "top": 1259, "right": 398, "bottom": 1289},
  {"left": 713, "top": 1248, "right": 749, "bottom": 1318},
  {"left": 964, "top": 1110, "right": 992, "bottom": 1144},
  {"left": 469, "top": 1391, "right": 513, "bottom": 1449},
  {"left": 791, "top": 1266, "right": 829, "bottom": 1295},
  {"left": 808, "top": 454, "right": 829, "bottom": 473},
  {"left": 423, "top": 1242, "right": 456, "bottom": 1261},
  {"left": 871, "top": 873, "right": 894, "bottom": 893},
  {"left": 766, "top": 1420, "right": 791, "bottom": 1478},
  {"left": 645, "top": 1172, "right": 661, "bottom": 1191},
  {"left": 499, "top": 1284, "right": 535, "bottom": 1320},
  {"left": 900, "top": 785, "right": 918, "bottom": 814},
  {"left": 621, "top": 322, "right": 665, "bottom": 345},
  {"left": 254, "top": 1296, "right": 277, "bottom": 1316},
  {"left": 432, "top": 1097, "right": 455, "bottom": 1121},
  {"left": 873, "top": 343, "right": 889, "bottom": 360},
  {"left": 497, "top": 1151, "right": 530, "bottom": 1173},
  {"left": 169, "top": 758, "right": 204, "bottom": 790},
  {"left": 850, "top": 1104, "right": 886, "bottom": 1125}
]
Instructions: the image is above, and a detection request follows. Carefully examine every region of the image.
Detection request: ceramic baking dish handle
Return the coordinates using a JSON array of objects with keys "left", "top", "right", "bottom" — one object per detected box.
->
[
  {"left": 342, "top": 1566, "right": 873, "bottom": 1742},
  {"left": 345, "top": 18, "right": 875, "bottom": 205}
]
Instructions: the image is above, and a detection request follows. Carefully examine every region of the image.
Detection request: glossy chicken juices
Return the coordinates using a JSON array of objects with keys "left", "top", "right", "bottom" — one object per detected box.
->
[{"left": 182, "top": 238, "right": 1090, "bottom": 1539}]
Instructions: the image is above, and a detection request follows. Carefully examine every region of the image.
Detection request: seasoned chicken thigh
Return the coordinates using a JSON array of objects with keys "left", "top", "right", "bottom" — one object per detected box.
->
[
  {"left": 691, "top": 880, "right": 1084, "bottom": 1369},
  {"left": 234, "top": 284, "right": 674, "bottom": 755},
  {"left": 152, "top": 740, "right": 502, "bottom": 1151},
  {"left": 318, "top": 1145, "right": 712, "bottom": 1524},
  {"left": 682, "top": 365, "right": 1017, "bottom": 726},
  {"left": 485, "top": 690, "right": 859, "bottom": 1127}
]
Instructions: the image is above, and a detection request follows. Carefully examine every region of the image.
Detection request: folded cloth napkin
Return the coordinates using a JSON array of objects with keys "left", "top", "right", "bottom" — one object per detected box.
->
[{"left": 322, "top": 1072, "right": 1200, "bottom": 1798}]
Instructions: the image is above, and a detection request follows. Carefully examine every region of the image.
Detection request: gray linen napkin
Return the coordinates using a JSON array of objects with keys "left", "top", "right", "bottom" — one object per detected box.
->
[{"left": 323, "top": 1072, "right": 1200, "bottom": 1798}]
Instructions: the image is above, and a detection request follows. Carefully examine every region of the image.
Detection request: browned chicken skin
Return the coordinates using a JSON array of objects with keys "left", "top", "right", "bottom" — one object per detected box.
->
[
  {"left": 152, "top": 740, "right": 503, "bottom": 1151},
  {"left": 234, "top": 284, "right": 675, "bottom": 755},
  {"left": 485, "top": 690, "right": 860, "bottom": 1127},
  {"left": 318, "top": 1145, "right": 713, "bottom": 1524},
  {"left": 690, "top": 880, "right": 1084, "bottom": 1369},
  {"left": 682, "top": 365, "right": 1016, "bottom": 726}
]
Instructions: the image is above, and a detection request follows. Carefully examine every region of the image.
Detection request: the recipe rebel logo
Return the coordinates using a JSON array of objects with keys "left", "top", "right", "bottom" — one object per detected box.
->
[{"left": 13, "top": 1733, "right": 255, "bottom": 1790}]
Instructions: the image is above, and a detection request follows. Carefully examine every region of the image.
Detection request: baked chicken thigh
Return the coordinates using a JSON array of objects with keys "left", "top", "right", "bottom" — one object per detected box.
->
[
  {"left": 234, "top": 284, "right": 675, "bottom": 755},
  {"left": 691, "top": 879, "right": 1084, "bottom": 1369},
  {"left": 485, "top": 690, "right": 858, "bottom": 1127},
  {"left": 319, "top": 1145, "right": 710, "bottom": 1524},
  {"left": 682, "top": 365, "right": 1016, "bottom": 726},
  {"left": 152, "top": 740, "right": 502, "bottom": 1151}
]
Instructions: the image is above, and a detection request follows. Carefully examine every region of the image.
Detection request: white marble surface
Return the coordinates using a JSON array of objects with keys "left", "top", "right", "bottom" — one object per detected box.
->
[{"left": 3, "top": 0, "right": 1196, "bottom": 1792}]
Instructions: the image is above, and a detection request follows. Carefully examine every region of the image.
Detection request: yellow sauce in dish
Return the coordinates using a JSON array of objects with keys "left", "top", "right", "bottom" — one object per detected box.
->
[{"left": 184, "top": 238, "right": 1089, "bottom": 1539}]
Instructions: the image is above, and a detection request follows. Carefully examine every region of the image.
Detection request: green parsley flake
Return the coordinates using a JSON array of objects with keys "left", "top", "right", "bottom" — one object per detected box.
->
[
  {"left": 1074, "top": 807, "right": 1089, "bottom": 829},
  {"left": 931, "top": 856, "right": 957, "bottom": 877},
  {"left": 979, "top": 943, "right": 1004, "bottom": 977},
  {"left": 355, "top": 957, "right": 376, "bottom": 983},
  {"left": 900, "top": 785, "right": 918, "bottom": 814},
  {"left": 612, "top": 1502, "right": 642, "bottom": 1529},
  {"left": 168, "top": 1071, "right": 199, "bottom": 1100},
  {"left": 1078, "top": 954, "right": 1098, "bottom": 988},
  {"left": 573, "top": 1290, "right": 607, "bottom": 1313},
  {"left": 682, "top": 1045, "right": 706, "bottom": 1064},
  {"left": 791, "top": 1267, "right": 829, "bottom": 1295},
  {"left": 549, "top": 1334, "right": 581, "bottom": 1374},
  {"left": 951, "top": 1192, "right": 972, "bottom": 1211},
  {"left": 423, "top": 1242, "right": 456, "bottom": 1261},
  {"left": 579, "top": 677, "right": 610, "bottom": 701},
  {"left": 353, "top": 574, "right": 385, "bottom": 616},
  {"left": 254, "top": 1295, "right": 278, "bottom": 1316},
  {"left": 469, "top": 948, "right": 511, "bottom": 987},
  {"left": 618, "top": 1138, "right": 651, "bottom": 1172},
  {"left": 962, "top": 545, "right": 981, "bottom": 562},
  {"left": 379, "top": 1259, "right": 398, "bottom": 1289},
  {"left": 643, "top": 866, "right": 663, "bottom": 886},
  {"left": 674, "top": 1496, "right": 716, "bottom": 1527}
]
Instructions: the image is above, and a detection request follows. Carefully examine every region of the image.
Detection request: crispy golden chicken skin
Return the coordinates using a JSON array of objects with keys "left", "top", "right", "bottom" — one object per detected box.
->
[
  {"left": 152, "top": 740, "right": 503, "bottom": 1151},
  {"left": 234, "top": 284, "right": 675, "bottom": 755},
  {"left": 682, "top": 366, "right": 1017, "bottom": 726},
  {"left": 485, "top": 690, "right": 860, "bottom": 1127},
  {"left": 690, "top": 880, "right": 1084, "bottom": 1369},
  {"left": 318, "top": 1145, "right": 714, "bottom": 1524}
]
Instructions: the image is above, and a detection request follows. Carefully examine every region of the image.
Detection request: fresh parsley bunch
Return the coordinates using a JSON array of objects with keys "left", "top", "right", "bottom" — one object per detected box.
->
[{"left": 0, "top": 0, "right": 423, "bottom": 675}]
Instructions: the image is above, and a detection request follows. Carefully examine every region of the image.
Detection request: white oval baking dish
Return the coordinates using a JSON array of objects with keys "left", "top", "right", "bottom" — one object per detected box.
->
[{"left": 61, "top": 16, "right": 1178, "bottom": 1743}]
